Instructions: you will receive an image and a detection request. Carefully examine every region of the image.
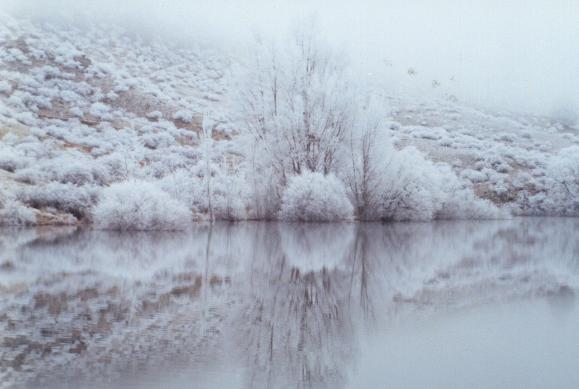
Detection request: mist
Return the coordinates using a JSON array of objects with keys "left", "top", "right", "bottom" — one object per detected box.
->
[{"left": 1, "top": 0, "right": 578, "bottom": 118}]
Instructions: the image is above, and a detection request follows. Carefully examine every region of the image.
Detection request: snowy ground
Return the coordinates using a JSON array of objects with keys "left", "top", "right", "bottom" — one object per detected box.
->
[{"left": 0, "top": 13, "right": 577, "bottom": 225}]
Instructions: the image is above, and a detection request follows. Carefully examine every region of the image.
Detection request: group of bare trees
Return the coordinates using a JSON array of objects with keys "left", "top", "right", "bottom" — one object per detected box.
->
[
  {"left": 233, "top": 24, "right": 499, "bottom": 221},
  {"left": 238, "top": 25, "right": 354, "bottom": 180},
  {"left": 235, "top": 24, "right": 394, "bottom": 220}
]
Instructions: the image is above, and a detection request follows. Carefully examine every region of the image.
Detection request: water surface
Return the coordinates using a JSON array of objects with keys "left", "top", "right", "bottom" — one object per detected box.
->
[{"left": 0, "top": 219, "right": 578, "bottom": 388}]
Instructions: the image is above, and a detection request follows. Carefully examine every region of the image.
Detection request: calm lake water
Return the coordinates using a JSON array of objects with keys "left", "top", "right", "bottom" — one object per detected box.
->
[{"left": 0, "top": 219, "right": 578, "bottom": 389}]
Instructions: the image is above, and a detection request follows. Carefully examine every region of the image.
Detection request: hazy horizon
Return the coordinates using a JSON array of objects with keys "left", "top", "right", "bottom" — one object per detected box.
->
[{"left": 1, "top": 0, "right": 578, "bottom": 119}]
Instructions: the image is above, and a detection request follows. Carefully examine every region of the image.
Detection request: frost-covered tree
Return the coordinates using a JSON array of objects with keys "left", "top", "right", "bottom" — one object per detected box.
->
[
  {"left": 236, "top": 28, "right": 499, "bottom": 222},
  {"left": 236, "top": 23, "right": 355, "bottom": 187},
  {"left": 234, "top": 23, "right": 365, "bottom": 219},
  {"left": 340, "top": 100, "right": 389, "bottom": 220}
]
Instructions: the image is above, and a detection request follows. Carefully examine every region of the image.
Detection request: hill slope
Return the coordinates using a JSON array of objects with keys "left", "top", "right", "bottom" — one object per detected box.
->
[{"left": 0, "top": 14, "right": 577, "bottom": 225}]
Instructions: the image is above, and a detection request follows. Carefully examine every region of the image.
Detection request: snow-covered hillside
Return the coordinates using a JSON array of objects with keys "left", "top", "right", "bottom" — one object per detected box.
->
[
  {"left": 387, "top": 96, "right": 579, "bottom": 215},
  {"left": 0, "top": 13, "right": 577, "bottom": 226}
]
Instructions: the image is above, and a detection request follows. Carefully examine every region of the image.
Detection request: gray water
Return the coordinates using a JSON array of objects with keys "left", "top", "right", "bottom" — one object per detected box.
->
[{"left": 0, "top": 218, "right": 578, "bottom": 389}]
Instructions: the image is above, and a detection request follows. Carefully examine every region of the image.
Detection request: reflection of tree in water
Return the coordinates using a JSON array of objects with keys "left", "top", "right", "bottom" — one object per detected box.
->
[
  {"left": 233, "top": 217, "right": 579, "bottom": 389},
  {"left": 346, "top": 224, "right": 380, "bottom": 321},
  {"left": 0, "top": 219, "right": 577, "bottom": 388},
  {"left": 234, "top": 223, "right": 367, "bottom": 389}
]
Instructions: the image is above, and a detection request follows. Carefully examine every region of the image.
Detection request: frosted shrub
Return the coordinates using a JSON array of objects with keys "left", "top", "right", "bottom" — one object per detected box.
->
[
  {"left": 173, "top": 110, "right": 194, "bottom": 123},
  {"left": 99, "top": 151, "right": 141, "bottom": 182},
  {"left": 89, "top": 102, "right": 111, "bottom": 120},
  {"left": 15, "top": 153, "right": 111, "bottom": 186},
  {"left": 434, "top": 165, "right": 503, "bottom": 219},
  {"left": 93, "top": 180, "right": 190, "bottom": 230},
  {"left": 515, "top": 146, "right": 579, "bottom": 216},
  {"left": 142, "top": 132, "right": 175, "bottom": 150},
  {"left": 160, "top": 167, "right": 249, "bottom": 220},
  {"left": 158, "top": 169, "right": 199, "bottom": 210},
  {"left": 18, "top": 182, "right": 99, "bottom": 220},
  {"left": 0, "top": 147, "right": 30, "bottom": 172},
  {"left": 543, "top": 146, "right": 579, "bottom": 216},
  {"left": 343, "top": 126, "right": 438, "bottom": 221},
  {"left": 375, "top": 150, "right": 500, "bottom": 221},
  {"left": 280, "top": 172, "right": 353, "bottom": 222},
  {"left": 0, "top": 202, "right": 36, "bottom": 225},
  {"left": 439, "top": 188, "right": 503, "bottom": 219},
  {"left": 14, "top": 168, "right": 48, "bottom": 185},
  {"left": 54, "top": 158, "right": 111, "bottom": 185},
  {"left": 0, "top": 80, "right": 12, "bottom": 94},
  {"left": 210, "top": 172, "right": 249, "bottom": 220},
  {"left": 252, "top": 176, "right": 283, "bottom": 219},
  {"left": 372, "top": 147, "right": 439, "bottom": 221},
  {"left": 343, "top": 128, "right": 500, "bottom": 221},
  {"left": 0, "top": 189, "right": 36, "bottom": 226},
  {"left": 146, "top": 111, "right": 163, "bottom": 120},
  {"left": 243, "top": 154, "right": 284, "bottom": 219}
]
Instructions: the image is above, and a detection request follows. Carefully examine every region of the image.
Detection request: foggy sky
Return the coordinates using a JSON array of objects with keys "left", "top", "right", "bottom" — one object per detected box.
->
[{"left": 2, "top": 0, "right": 578, "bottom": 118}]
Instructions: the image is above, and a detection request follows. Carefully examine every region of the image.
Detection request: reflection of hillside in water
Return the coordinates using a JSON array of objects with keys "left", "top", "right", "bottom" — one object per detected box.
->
[{"left": 0, "top": 219, "right": 577, "bottom": 388}]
